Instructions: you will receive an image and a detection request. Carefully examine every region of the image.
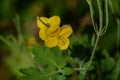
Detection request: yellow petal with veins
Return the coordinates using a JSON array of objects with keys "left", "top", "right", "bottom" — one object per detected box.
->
[
  {"left": 59, "top": 25, "right": 73, "bottom": 37},
  {"left": 48, "top": 16, "right": 60, "bottom": 27},
  {"left": 47, "top": 27, "right": 60, "bottom": 37},
  {"left": 37, "top": 17, "right": 48, "bottom": 29},
  {"left": 39, "top": 28, "right": 47, "bottom": 40},
  {"left": 57, "top": 37, "right": 70, "bottom": 50},
  {"left": 45, "top": 37, "right": 58, "bottom": 48},
  {"left": 47, "top": 16, "right": 61, "bottom": 36}
]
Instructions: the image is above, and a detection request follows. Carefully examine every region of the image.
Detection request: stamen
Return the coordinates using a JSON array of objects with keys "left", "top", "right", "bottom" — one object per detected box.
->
[{"left": 37, "top": 17, "right": 50, "bottom": 27}]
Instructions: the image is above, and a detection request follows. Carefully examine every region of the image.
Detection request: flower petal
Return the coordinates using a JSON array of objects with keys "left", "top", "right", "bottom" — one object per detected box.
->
[
  {"left": 59, "top": 25, "right": 73, "bottom": 37},
  {"left": 39, "top": 28, "right": 47, "bottom": 40},
  {"left": 58, "top": 37, "right": 70, "bottom": 50},
  {"left": 37, "top": 17, "right": 48, "bottom": 29},
  {"left": 45, "top": 37, "right": 58, "bottom": 48},
  {"left": 47, "top": 27, "right": 60, "bottom": 37},
  {"left": 48, "top": 16, "right": 60, "bottom": 27}
]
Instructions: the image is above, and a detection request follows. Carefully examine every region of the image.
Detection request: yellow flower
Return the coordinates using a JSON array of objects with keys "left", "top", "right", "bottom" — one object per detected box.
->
[
  {"left": 37, "top": 16, "right": 73, "bottom": 50},
  {"left": 37, "top": 16, "right": 60, "bottom": 40},
  {"left": 45, "top": 25, "right": 73, "bottom": 50}
]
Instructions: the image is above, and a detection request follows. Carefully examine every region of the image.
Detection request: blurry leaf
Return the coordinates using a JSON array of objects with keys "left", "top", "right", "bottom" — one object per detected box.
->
[
  {"left": 17, "top": 67, "right": 47, "bottom": 80},
  {"left": 56, "top": 75, "right": 66, "bottom": 80},
  {"left": 18, "top": 46, "right": 69, "bottom": 80},
  {"left": 110, "top": 58, "right": 120, "bottom": 80},
  {"left": 67, "top": 57, "right": 80, "bottom": 68},
  {"left": 63, "top": 67, "right": 73, "bottom": 75},
  {"left": 100, "top": 57, "right": 115, "bottom": 71},
  {"left": 57, "top": 56, "right": 67, "bottom": 68},
  {"left": 100, "top": 49, "right": 116, "bottom": 71},
  {"left": 16, "top": 46, "right": 67, "bottom": 79},
  {"left": 17, "top": 77, "right": 28, "bottom": 80},
  {"left": 79, "top": 71, "right": 86, "bottom": 80},
  {"left": 32, "top": 45, "right": 53, "bottom": 66},
  {"left": 110, "top": 0, "right": 120, "bottom": 13},
  {"left": 84, "top": 60, "right": 95, "bottom": 71},
  {"left": 87, "top": 64, "right": 94, "bottom": 71},
  {"left": 20, "top": 67, "right": 40, "bottom": 76},
  {"left": 101, "top": 17, "right": 117, "bottom": 52},
  {"left": 0, "top": 35, "right": 14, "bottom": 50},
  {"left": 52, "top": 47, "right": 67, "bottom": 68},
  {"left": 32, "top": 46, "right": 67, "bottom": 69},
  {"left": 32, "top": 46, "right": 56, "bottom": 74}
]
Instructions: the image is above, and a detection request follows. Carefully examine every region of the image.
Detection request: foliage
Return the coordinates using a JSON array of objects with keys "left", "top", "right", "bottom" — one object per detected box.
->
[
  {"left": 0, "top": 0, "right": 120, "bottom": 80},
  {"left": 0, "top": 15, "right": 35, "bottom": 76},
  {"left": 18, "top": 46, "right": 74, "bottom": 80},
  {"left": 17, "top": 0, "right": 120, "bottom": 80}
]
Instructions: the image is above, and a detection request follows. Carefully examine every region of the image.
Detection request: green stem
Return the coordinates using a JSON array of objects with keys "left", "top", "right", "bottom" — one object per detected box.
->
[
  {"left": 87, "top": 34, "right": 100, "bottom": 69},
  {"left": 96, "top": 0, "right": 103, "bottom": 34},
  {"left": 86, "top": 0, "right": 108, "bottom": 69},
  {"left": 13, "top": 15, "right": 21, "bottom": 36},
  {"left": 87, "top": 0, "right": 98, "bottom": 33},
  {"left": 100, "top": 0, "right": 109, "bottom": 36},
  {"left": 105, "top": 0, "right": 109, "bottom": 30},
  {"left": 0, "top": 35, "right": 14, "bottom": 49}
]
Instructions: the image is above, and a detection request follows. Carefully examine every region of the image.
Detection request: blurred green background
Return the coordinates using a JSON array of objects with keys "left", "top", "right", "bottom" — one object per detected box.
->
[{"left": 0, "top": 0, "right": 119, "bottom": 80}]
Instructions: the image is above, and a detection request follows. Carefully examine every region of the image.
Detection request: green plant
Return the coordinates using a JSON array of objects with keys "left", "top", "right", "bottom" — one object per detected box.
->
[{"left": 0, "top": 15, "right": 35, "bottom": 76}]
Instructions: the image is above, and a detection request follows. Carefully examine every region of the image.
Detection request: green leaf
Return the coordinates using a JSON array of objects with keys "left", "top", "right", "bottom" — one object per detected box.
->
[
  {"left": 79, "top": 71, "right": 86, "bottom": 80},
  {"left": 17, "top": 67, "right": 48, "bottom": 80},
  {"left": 18, "top": 46, "right": 68, "bottom": 80},
  {"left": 32, "top": 46, "right": 53, "bottom": 66},
  {"left": 52, "top": 47, "right": 67, "bottom": 68},
  {"left": 87, "top": 64, "right": 95, "bottom": 71},
  {"left": 56, "top": 75, "right": 66, "bottom": 80},
  {"left": 32, "top": 46, "right": 67, "bottom": 69},
  {"left": 100, "top": 57, "right": 115, "bottom": 71},
  {"left": 63, "top": 67, "right": 73, "bottom": 75},
  {"left": 17, "top": 77, "right": 28, "bottom": 80},
  {"left": 84, "top": 61, "right": 95, "bottom": 71}
]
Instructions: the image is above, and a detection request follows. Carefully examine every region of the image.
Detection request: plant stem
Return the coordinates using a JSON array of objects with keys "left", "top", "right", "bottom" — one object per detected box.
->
[
  {"left": 97, "top": 0, "right": 103, "bottom": 33},
  {"left": 86, "top": 0, "right": 98, "bottom": 33},
  {"left": 86, "top": 0, "right": 108, "bottom": 69},
  {"left": 87, "top": 34, "right": 100, "bottom": 69},
  {"left": 87, "top": 0, "right": 102, "bottom": 67},
  {"left": 13, "top": 15, "right": 21, "bottom": 36}
]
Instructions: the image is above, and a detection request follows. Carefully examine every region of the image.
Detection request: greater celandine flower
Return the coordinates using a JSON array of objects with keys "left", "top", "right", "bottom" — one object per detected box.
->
[{"left": 37, "top": 16, "right": 73, "bottom": 50}]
